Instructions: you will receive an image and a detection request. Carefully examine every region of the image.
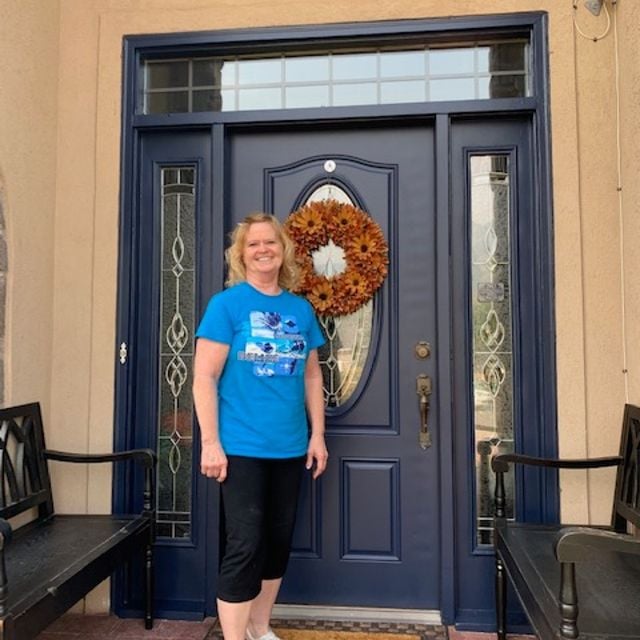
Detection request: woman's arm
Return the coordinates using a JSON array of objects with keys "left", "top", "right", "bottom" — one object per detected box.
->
[
  {"left": 304, "top": 349, "right": 328, "bottom": 479},
  {"left": 193, "top": 338, "right": 230, "bottom": 482}
]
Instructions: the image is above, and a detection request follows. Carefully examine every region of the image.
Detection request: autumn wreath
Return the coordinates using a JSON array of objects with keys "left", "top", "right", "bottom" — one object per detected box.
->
[{"left": 284, "top": 199, "right": 389, "bottom": 317}]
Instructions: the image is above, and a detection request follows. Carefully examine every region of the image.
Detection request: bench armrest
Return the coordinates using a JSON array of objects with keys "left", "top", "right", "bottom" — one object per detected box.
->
[
  {"left": 491, "top": 452, "right": 622, "bottom": 473},
  {"left": 44, "top": 448, "right": 156, "bottom": 468},
  {"left": 556, "top": 526, "right": 640, "bottom": 562},
  {"left": 43, "top": 448, "right": 157, "bottom": 514},
  {"left": 492, "top": 453, "right": 622, "bottom": 519}
]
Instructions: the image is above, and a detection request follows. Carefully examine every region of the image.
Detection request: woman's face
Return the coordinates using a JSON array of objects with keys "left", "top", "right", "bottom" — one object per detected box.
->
[{"left": 242, "top": 221, "right": 284, "bottom": 282}]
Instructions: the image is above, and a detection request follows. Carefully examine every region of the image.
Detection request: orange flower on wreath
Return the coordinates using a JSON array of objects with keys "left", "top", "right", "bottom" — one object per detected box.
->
[
  {"left": 286, "top": 201, "right": 327, "bottom": 247},
  {"left": 348, "top": 232, "right": 379, "bottom": 264},
  {"left": 326, "top": 203, "right": 358, "bottom": 243},
  {"left": 306, "top": 279, "right": 335, "bottom": 315},
  {"left": 341, "top": 268, "right": 371, "bottom": 298},
  {"left": 284, "top": 199, "right": 389, "bottom": 317}
]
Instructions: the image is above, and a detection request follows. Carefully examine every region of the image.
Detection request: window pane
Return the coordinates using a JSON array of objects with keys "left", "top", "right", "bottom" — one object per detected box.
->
[
  {"left": 380, "top": 50, "right": 425, "bottom": 78},
  {"left": 285, "top": 85, "right": 330, "bottom": 108},
  {"left": 220, "top": 61, "right": 236, "bottom": 87},
  {"left": 192, "top": 59, "right": 223, "bottom": 86},
  {"left": 147, "top": 61, "right": 189, "bottom": 88},
  {"left": 429, "top": 48, "right": 475, "bottom": 75},
  {"left": 158, "top": 166, "right": 197, "bottom": 539},
  {"left": 304, "top": 185, "right": 374, "bottom": 408},
  {"left": 180, "top": 168, "right": 194, "bottom": 184},
  {"left": 285, "top": 56, "right": 330, "bottom": 82},
  {"left": 430, "top": 77, "right": 475, "bottom": 101},
  {"left": 380, "top": 80, "right": 425, "bottom": 104},
  {"left": 318, "top": 305, "right": 374, "bottom": 408},
  {"left": 238, "top": 58, "right": 282, "bottom": 84},
  {"left": 146, "top": 91, "right": 189, "bottom": 113},
  {"left": 479, "top": 74, "right": 527, "bottom": 99},
  {"left": 332, "top": 53, "right": 377, "bottom": 80},
  {"left": 478, "top": 42, "right": 526, "bottom": 72},
  {"left": 469, "top": 155, "right": 515, "bottom": 546},
  {"left": 220, "top": 89, "right": 236, "bottom": 111},
  {"left": 238, "top": 87, "right": 282, "bottom": 110},
  {"left": 192, "top": 89, "right": 222, "bottom": 112},
  {"left": 333, "top": 83, "right": 377, "bottom": 106}
]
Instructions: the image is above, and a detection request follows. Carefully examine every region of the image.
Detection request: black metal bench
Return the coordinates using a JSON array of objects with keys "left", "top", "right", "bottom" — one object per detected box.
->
[
  {"left": 492, "top": 403, "right": 640, "bottom": 639},
  {"left": 0, "top": 402, "right": 156, "bottom": 639}
]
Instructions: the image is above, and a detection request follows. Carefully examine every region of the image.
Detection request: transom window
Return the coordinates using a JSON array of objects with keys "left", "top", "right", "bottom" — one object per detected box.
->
[{"left": 142, "top": 41, "right": 530, "bottom": 114}]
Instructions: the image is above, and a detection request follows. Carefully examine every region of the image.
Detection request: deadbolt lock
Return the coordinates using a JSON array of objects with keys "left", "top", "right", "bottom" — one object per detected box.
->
[{"left": 415, "top": 341, "right": 431, "bottom": 359}]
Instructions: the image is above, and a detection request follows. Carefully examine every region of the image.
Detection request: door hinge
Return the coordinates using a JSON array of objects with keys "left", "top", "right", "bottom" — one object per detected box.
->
[{"left": 119, "top": 342, "right": 128, "bottom": 365}]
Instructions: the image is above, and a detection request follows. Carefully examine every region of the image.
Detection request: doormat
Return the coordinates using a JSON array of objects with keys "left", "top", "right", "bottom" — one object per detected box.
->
[{"left": 206, "top": 618, "right": 448, "bottom": 640}]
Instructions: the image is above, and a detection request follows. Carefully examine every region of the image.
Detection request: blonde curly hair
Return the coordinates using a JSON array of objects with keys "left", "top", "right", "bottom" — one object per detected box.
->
[{"left": 225, "top": 212, "right": 299, "bottom": 290}]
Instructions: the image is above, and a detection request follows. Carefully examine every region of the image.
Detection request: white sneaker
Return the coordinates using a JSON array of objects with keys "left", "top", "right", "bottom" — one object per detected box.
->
[{"left": 245, "top": 627, "right": 282, "bottom": 640}]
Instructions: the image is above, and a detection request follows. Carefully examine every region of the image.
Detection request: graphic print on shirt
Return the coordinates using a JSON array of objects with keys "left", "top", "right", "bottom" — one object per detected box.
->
[{"left": 241, "top": 311, "right": 307, "bottom": 377}]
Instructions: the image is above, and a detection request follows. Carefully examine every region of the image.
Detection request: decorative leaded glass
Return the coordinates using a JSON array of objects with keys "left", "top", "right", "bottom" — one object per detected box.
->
[
  {"left": 303, "top": 185, "right": 374, "bottom": 408},
  {"left": 157, "top": 167, "right": 195, "bottom": 538},
  {"left": 470, "top": 155, "right": 515, "bottom": 546}
]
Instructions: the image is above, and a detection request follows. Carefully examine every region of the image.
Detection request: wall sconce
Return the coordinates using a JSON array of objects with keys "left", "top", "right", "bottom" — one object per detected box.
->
[
  {"left": 573, "top": 0, "right": 616, "bottom": 41},
  {"left": 584, "top": 0, "right": 604, "bottom": 16}
]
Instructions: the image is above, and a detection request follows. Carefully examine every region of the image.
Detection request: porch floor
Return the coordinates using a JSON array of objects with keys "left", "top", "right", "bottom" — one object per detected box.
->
[{"left": 35, "top": 614, "right": 532, "bottom": 640}]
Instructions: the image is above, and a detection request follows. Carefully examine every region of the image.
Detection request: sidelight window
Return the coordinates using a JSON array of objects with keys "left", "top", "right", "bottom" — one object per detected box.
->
[
  {"left": 157, "top": 166, "right": 196, "bottom": 539},
  {"left": 469, "top": 155, "right": 515, "bottom": 546}
]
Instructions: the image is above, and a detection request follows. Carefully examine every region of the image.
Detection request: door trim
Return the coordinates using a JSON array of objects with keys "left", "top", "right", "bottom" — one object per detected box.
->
[
  {"left": 434, "top": 113, "right": 456, "bottom": 624},
  {"left": 117, "top": 12, "right": 556, "bottom": 626}
]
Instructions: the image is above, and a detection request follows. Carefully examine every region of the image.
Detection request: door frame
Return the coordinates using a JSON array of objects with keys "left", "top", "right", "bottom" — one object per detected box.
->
[{"left": 116, "top": 12, "right": 556, "bottom": 625}]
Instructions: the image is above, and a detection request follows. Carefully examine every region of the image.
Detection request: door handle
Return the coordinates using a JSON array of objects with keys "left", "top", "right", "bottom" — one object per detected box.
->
[{"left": 416, "top": 374, "right": 432, "bottom": 450}]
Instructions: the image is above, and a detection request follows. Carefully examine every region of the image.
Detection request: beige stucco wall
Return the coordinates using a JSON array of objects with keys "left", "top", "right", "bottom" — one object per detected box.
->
[
  {"left": 566, "top": 0, "right": 640, "bottom": 521},
  {"left": 619, "top": 1, "right": 640, "bottom": 409},
  {"left": 2, "top": 0, "right": 638, "bottom": 611},
  {"left": 0, "top": 0, "right": 59, "bottom": 414}
]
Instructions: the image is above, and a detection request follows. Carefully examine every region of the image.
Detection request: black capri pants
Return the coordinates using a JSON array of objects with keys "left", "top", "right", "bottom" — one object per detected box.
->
[{"left": 217, "top": 455, "right": 305, "bottom": 603}]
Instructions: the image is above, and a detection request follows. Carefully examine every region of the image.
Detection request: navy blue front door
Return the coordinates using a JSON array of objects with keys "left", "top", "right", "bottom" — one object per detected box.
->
[
  {"left": 117, "top": 115, "right": 553, "bottom": 626},
  {"left": 119, "top": 122, "right": 441, "bottom": 617},
  {"left": 227, "top": 123, "right": 440, "bottom": 608}
]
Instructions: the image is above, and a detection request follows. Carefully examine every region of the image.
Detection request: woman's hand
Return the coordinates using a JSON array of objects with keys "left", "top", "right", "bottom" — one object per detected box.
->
[
  {"left": 200, "top": 441, "right": 228, "bottom": 483},
  {"left": 306, "top": 433, "right": 328, "bottom": 479}
]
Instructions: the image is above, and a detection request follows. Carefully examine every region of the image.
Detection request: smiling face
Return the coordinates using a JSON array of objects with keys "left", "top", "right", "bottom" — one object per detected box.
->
[{"left": 242, "top": 221, "right": 284, "bottom": 284}]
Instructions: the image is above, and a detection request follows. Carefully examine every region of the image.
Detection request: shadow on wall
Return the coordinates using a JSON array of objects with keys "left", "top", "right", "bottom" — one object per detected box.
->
[{"left": 0, "top": 168, "right": 6, "bottom": 405}]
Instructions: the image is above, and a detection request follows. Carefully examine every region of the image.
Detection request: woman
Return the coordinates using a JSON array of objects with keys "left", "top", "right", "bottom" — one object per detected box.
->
[{"left": 193, "top": 212, "right": 328, "bottom": 640}]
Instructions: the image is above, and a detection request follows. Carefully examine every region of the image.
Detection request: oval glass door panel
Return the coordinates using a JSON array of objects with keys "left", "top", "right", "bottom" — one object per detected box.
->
[{"left": 304, "top": 185, "right": 373, "bottom": 408}]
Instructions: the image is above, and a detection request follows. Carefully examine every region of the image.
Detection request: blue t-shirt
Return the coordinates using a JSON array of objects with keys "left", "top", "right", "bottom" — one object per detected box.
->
[{"left": 195, "top": 282, "right": 325, "bottom": 458}]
